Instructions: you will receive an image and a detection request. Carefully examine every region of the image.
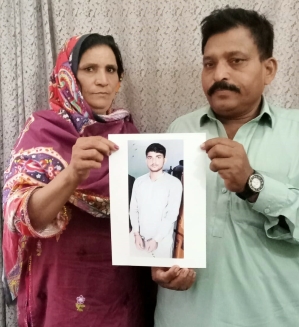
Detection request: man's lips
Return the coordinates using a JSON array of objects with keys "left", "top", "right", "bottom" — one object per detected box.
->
[
  {"left": 211, "top": 89, "right": 237, "bottom": 96},
  {"left": 214, "top": 89, "right": 233, "bottom": 93}
]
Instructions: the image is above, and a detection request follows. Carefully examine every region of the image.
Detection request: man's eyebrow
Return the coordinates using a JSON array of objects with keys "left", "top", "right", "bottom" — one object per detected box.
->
[
  {"left": 203, "top": 56, "right": 213, "bottom": 61},
  {"left": 226, "top": 51, "right": 247, "bottom": 57},
  {"left": 203, "top": 51, "right": 247, "bottom": 61}
]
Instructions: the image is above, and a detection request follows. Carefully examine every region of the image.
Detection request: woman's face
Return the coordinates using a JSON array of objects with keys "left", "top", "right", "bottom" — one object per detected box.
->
[{"left": 76, "top": 45, "right": 120, "bottom": 115}]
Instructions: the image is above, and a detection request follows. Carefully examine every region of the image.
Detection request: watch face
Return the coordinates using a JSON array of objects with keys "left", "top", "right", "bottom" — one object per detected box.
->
[
  {"left": 249, "top": 174, "right": 264, "bottom": 192},
  {"left": 251, "top": 178, "right": 261, "bottom": 189}
]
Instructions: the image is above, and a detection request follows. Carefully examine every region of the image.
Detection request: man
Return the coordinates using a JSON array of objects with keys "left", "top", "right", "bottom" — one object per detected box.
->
[
  {"left": 172, "top": 160, "right": 184, "bottom": 180},
  {"left": 130, "top": 143, "right": 182, "bottom": 258},
  {"left": 153, "top": 7, "right": 299, "bottom": 327}
]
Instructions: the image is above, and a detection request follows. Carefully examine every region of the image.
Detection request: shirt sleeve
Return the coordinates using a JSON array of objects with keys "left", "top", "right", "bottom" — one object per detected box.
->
[
  {"left": 3, "top": 145, "right": 70, "bottom": 239},
  {"left": 129, "top": 181, "right": 140, "bottom": 233},
  {"left": 3, "top": 182, "right": 70, "bottom": 238},
  {"left": 251, "top": 174, "right": 299, "bottom": 244},
  {"left": 154, "top": 179, "right": 183, "bottom": 243}
]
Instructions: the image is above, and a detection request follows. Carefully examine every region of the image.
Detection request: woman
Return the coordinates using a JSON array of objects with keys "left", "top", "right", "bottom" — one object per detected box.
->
[{"left": 3, "top": 34, "right": 155, "bottom": 327}]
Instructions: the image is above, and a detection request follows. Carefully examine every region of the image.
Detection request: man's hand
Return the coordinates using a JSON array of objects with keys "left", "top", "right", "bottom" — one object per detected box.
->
[
  {"left": 201, "top": 137, "right": 253, "bottom": 192},
  {"left": 146, "top": 239, "right": 158, "bottom": 252},
  {"left": 152, "top": 266, "right": 196, "bottom": 291},
  {"left": 134, "top": 233, "right": 144, "bottom": 250}
]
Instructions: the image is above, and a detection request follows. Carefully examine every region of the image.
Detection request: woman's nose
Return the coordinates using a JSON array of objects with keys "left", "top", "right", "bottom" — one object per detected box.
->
[{"left": 95, "top": 70, "right": 108, "bottom": 86}]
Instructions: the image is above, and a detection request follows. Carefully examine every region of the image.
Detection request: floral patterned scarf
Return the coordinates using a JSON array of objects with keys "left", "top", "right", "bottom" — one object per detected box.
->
[{"left": 2, "top": 35, "right": 138, "bottom": 302}]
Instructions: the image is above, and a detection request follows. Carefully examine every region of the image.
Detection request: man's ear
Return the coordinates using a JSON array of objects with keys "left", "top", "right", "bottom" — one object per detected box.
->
[
  {"left": 164, "top": 157, "right": 167, "bottom": 165},
  {"left": 264, "top": 57, "right": 277, "bottom": 85}
]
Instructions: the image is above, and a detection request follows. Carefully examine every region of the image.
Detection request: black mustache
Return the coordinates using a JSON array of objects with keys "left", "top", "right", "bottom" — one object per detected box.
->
[{"left": 207, "top": 81, "right": 241, "bottom": 96}]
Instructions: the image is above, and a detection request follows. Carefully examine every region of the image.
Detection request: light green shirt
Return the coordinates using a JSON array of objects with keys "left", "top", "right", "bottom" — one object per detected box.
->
[{"left": 155, "top": 98, "right": 299, "bottom": 327}]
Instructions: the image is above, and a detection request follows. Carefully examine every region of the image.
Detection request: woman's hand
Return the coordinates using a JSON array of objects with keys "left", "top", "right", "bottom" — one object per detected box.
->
[
  {"left": 67, "top": 136, "right": 119, "bottom": 184},
  {"left": 151, "top": 266, "right": 196, "bottom": 291}
]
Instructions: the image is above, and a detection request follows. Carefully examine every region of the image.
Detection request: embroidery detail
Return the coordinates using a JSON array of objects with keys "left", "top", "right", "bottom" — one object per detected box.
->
[
  {"left": 7, "top": 236, "right": 28, "bottom": 296},
  {"left": 55, "top": 206, "right": 69, "bottom": 241},
  {"left": 36, "top": 240, "right": 42, "bottom": 256},
  {"left": 76, "top": 295, "right": 86, "bottom": 312},
  {"left": 70, "top": 191, "right": 110, "bottom": 218}
]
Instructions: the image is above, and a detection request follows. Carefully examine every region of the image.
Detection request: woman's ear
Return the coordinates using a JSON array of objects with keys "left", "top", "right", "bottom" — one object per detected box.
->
[
  {"left": 115, "top": 74, "right": 124, "bottom": 93},
  {"left": 264, "top": 57, "right": 278, "bottom": 85},
  {"left": 115, "top": 82, "right": 121, "bottom": 93}
]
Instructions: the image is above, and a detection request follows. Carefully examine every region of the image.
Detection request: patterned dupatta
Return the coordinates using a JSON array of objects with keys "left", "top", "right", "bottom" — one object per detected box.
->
[{"left": 2, "top": 35, "right": 138, "bottom": 301}]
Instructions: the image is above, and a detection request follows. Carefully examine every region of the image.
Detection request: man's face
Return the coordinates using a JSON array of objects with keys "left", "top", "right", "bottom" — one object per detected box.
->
[
  {"left": 146, "top": 151, "right": 165, "bottom": 172},
  {"left": 201, "top": 26, "right": 271, "bottom": 119}
]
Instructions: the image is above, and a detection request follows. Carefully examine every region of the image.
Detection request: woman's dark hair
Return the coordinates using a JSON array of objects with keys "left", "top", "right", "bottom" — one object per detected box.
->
[
  {"left": 146, "top": 143, "right": 166, "bottom": 157},
  {"left": 73, "top": 33, "right": 124, "bottom": 80},
  {"left": 201, "top": 7, "right": 274, "bottom": 61}
]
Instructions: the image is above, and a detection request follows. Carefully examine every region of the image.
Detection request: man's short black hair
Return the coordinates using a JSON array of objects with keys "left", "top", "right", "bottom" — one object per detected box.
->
[
  {"left": 146, "top": 143, "right": 166, "bottom": 157},
  {"left": 201, "top": 7, "right": 274, "bottom": 60}
]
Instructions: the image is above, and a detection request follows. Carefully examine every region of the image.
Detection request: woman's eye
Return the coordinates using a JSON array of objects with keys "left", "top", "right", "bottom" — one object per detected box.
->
[
  {"left": 107, "top": 67, "right": 116, "bottom": 73},
  {"left": 85, "top": 67, "right": 93, "bottom": 72}
]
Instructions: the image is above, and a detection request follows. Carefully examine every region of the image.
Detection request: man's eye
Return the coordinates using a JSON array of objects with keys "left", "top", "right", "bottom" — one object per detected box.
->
[
  {"left": 231, "top": 58, "right": 245, "bottom": 64},
  {"left": 203, "top": 62, "right": 214, "bottom": 68}
]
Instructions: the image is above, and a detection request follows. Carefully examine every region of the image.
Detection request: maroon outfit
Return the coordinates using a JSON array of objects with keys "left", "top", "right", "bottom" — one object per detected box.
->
[
  {"left": 18, "top": 208, "right": 154, "bottom": 327},
  {"left": 2, "top": 35, "right": 156, "bottom": 327}
]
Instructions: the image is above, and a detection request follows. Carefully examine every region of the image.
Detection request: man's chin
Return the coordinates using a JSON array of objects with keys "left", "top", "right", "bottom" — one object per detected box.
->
[
  {"left": 208, "top": 97, "right": 239, "bottom": 113},
  {"left": 149, "top": 168, "right": 163, "bottom": 173}
]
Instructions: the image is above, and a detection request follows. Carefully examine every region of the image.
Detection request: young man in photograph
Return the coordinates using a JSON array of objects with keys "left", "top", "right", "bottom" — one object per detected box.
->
[
  {"left": 153, "top": 7, "right": 299, "bottom": 327},
  {"left": 130, "top": 143, "right": 182, "bottom": 258}
]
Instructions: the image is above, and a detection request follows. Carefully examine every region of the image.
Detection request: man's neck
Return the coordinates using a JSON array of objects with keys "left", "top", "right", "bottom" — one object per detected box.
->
[
  {"left": 149, "top": 170, "right": 163, "bottom": 181},
  {"left": 214, "top": 99, "right": 263, "bottom": 139}
]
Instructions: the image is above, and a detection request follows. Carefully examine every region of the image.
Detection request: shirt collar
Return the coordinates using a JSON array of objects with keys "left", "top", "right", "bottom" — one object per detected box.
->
[
  {"left": 147, "top": 172, "right": 165, "bottom": 181},
  {"left": 199, "top": 96, "right": 273, "bottom": 128}
]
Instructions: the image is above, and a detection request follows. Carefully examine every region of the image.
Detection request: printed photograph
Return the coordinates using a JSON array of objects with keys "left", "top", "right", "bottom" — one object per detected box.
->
[
  {"left": 128, "top": 140, "right": 184, "bottom": 259},
  {"left": 109, "top": 133, "right": 206, "bottom": 268}
]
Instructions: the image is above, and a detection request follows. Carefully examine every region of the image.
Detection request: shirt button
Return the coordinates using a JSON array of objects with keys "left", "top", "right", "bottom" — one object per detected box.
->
[
  {"left": 264, "top": 208, "right": 270, "bottom": 214},
  {"left": 221, "top": 188, "right": 227, "bottom": 194}
]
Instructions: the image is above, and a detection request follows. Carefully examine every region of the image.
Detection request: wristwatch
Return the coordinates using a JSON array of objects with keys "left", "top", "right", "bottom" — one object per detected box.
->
[{"left": 236, "top": 170, "right": 264, "bottom": 200}]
